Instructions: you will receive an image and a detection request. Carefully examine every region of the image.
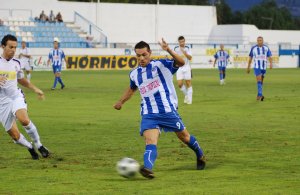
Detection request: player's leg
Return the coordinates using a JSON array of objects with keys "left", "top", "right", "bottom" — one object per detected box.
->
[
  {"left": 223, "top": 67, "right": 226, "bottom": 83},
  {"left": 177, "top": 73, "right": 187, "bottom": 103},
  {"left": 255, "top": 70, "right": 263, "bottom": 100},
  {"left": 15, "top": 108, "right": 50, "bottom": 157},
  {"left": 175, "top": 129, "right": 206, "bottom": 170},
  {"left": 26, "top": 70, "right": 31, "bottom": 81},
  {"left": 7, "top": 122, "right": 39, "bottom": 160},
  {"left": 56, "top": 68, "right": 65, "bottom": 89},
  {"left": 52, "top": 66, "right": 59, "bottom": 89},
  {"left": 185, "top": 79, "right": 193, "bottom": 104},
  {"left": 218, "top": 66, "right": 224, "bottom": 85},
  {"left": 140, "top": 128, "right": 159, "bottom": 179}
]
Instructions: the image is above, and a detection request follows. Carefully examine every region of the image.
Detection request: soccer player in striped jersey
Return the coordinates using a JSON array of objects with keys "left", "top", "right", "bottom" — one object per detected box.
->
[
  {"left": 0, "top": 34, "right": 50, "bottom": 159},
  {"left": 247, "top": 36, "right": 273, "bottom": 101},
  {"left": 174, "top": 36, "right": 193, "bottom": 104},
  {"left": 213, "top": 44, "right": 230, "bottom": 85},
  {"left": 47, "top": 37, "right": 68, "bottom": 90},
  {"left": 114, "top": 39, "right": 206, "bottom": 179}
]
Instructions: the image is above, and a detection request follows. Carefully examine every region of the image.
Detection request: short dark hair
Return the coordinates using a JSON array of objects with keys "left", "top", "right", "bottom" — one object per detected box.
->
[
  {"left": 178, "top": 36, "right": 185, "bottom": 41},
  {"left": 134, "top": 41, "right": 150, "bottom": 51},
  {"left": 1, "top": 34, "right": 17, "bottom": 46}
]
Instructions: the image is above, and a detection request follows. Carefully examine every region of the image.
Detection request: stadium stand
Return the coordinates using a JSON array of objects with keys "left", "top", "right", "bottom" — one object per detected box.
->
[{"left": 0, "top": 16, "right": 89, "bottom": 48}]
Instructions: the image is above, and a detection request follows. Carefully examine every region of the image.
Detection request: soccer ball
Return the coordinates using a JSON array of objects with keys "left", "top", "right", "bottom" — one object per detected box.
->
[{"left": 116, "top": 157, "right": 140, "bottom": 178}]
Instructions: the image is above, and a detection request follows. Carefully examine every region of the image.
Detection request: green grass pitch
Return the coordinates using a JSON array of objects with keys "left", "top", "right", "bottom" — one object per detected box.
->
[{"left": 0, "top": 69, "right": 299, "bottom": 194}]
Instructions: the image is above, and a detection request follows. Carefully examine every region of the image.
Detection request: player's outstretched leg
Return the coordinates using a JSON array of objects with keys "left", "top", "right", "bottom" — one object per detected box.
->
[
  {"left": 8, "top": 122, "right": 39, "bottom": 160},
  {"left": 140, "top": 129, "right": 159, "bottom": 179},
  {"left": 176, "top": 129, "right": 206, "bottom": 170},
  {"left": 16, "top": 109, "right": 50, "bottom": 158}
]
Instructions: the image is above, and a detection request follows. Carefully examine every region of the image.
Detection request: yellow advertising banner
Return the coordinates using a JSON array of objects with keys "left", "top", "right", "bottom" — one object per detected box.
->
[{"left": 66, "top": 55, "right": 169, "bottom": 70}]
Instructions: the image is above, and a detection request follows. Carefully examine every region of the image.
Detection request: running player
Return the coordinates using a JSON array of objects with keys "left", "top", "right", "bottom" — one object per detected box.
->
[
  {"left": 247, "top": 36, "right": 273, "bottom": 101},
  {"left": 114, "top": 39, "right": 206, "bottom": 179},
  {"left": 47, "top": 37, "right": 68, "bottom": 90},
  {"left": 213, "top": 44, "right": 230, "bottom": 85},
  {"left": 174, "top": 36, "right": 193, "bottom": 104},
  {"left": 18, "top": 39, "right": 32, "bottom": 81},
  {"left": 0, "top": 34, "right": 50, "bottom": 159}
]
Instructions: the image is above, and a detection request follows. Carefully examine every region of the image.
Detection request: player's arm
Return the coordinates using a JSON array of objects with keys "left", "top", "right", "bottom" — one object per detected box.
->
[
  {"left": 18, "top": 78, "right": 45, "bottom": 100},
  {"left": 180, "top": 47, "right": 192, "bottom": 60},
  {"left": 114, "top": 87, "right": 136, "bottom": 110},
  {"left": 247, "top": 57, "right": 252, "bottom": 74},
  {"left": 159, "top": 38, "right": 185, "bottom": 67},
  {"left": 21, "top": 53, "right": 31, "bottom": 58},
  {"left": 268, "top": 56, "right": 273, "bottom": 69}
]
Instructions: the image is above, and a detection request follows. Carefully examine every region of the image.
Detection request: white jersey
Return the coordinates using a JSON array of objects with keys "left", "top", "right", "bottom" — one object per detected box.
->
[
  {"left": 174, "top": 45, "right": 192, "bottom": 71},
  {"left": 249, "top": 44, "right": 272, "bottom": 70},
  {"left": 129, "top": 59, "right": 179, "bottom": 115},
  {"left": 19, "top": 47, "right": 30, "bottom": 62},
  {"left": 0, "top": 57, "right": 25, "bottom": 105}
]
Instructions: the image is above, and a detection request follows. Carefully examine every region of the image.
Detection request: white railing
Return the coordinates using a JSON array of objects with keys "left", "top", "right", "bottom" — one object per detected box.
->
[{"left": 74, "top": 11, "right": 107, "bottom": 48}]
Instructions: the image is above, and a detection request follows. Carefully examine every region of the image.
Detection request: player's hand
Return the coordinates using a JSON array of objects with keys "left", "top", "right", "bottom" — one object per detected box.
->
[
  {"left": 158, "top": 38, "right": 170, "bottom": 52},
  {"left": 113, "top": 101, "right": 123, "bottom": 110},
  {"left": 246, "top": 68, "right": 250, "bottom": 74},
  {"left": 34, "top": 88, "right": 45, "bottom": 100},
  {"left": 0, "top": 76, "right": 7, "bottom": 87}
]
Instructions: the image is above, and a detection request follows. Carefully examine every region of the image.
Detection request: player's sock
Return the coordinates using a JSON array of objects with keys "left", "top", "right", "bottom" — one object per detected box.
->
[
  {"left": 143, "top": 144, "right": 157, "bottom": 170},
  {"left": 23, "top": 121, "right": 42, "bottom": 148},
  {"left": 219, "top": 72, "right": 223, "bottom": 81},
  {"left": 53, "top": 77, "right": 58, "bottom": 88},
  {"left": 27, "top": 73, "right": 31, "bottom": 81},
  {"left": 15, "top": 133, "right": 33, "bottom": 149},
  {"left": 58, "top": 77, "right": 64, "bottom": 86},
  {"left": 187, "top": 135, "right": 204, "bottom": 159},
  {"left": 180, "top": 85, "right": 187, "bottom": 96},
  {"left": 223, "top": 72, "right": 226, "bottom": 79},
  {"left": 187, "top": 86, "right": 193, "bottom": 103},
  {"left": 257, "top": 81, "right": 263, "bottom": 96}
]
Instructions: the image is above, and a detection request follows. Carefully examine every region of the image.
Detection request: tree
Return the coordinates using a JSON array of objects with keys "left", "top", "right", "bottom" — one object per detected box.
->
[{"left": 215, "top": 0, "right": 233, "bottom": 24}]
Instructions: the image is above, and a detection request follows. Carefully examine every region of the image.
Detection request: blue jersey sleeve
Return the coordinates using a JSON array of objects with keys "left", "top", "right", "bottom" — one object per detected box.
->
[
  {"left": 130, "top": 78, "right": 137, "bottom": 90},
  {"left": 214, "top": 52, "right": 218, "bottom": 59},
  {"left": 249, "top": 47, "right": 254, "bottom": 57},
  {"left": 267, "top": 48, "right": 272, "bottom": 57},
  {"left": 159, "top": 59, "right": 178, "bottom": 74},
  {"left": 48, "top": 52, "right": 52, "bottom": 60}
]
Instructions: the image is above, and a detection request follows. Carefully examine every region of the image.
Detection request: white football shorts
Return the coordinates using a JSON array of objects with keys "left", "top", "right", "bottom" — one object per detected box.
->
[
  {"left": 176, "top": 67, "right": 192, "bottom": 80},
  {"left": 0, "top": 97, "right": 27, "bottom": 131}
]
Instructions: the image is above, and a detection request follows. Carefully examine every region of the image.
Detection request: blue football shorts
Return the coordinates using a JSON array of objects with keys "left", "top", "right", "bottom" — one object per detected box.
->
[
  {"left": 218, "top": 66, "right": 226, "bottom": 71},
  {"left": 140, "top": 111, "right": 185, "bottom": 136},
  {"left": 254, "top": 68, "right": 266, "bottom": 77},
  {"left": 52, "top": 65, "right": 62, "bottom": 73}
]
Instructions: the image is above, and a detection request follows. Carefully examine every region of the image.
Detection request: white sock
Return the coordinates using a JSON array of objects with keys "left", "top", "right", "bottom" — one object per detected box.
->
[
  {"left": 27, "top": 74, "right": 31, "bottom": 81},
  {"left": 180, "top": 85, "right": 187, "bottom": 96},
  {"left": 187, "top": 86, "right": 193, "bottom": 102},
  {"left": 24, "top": 121, "right": 42, "bottom": 148},
  {"left": 15, "top": 133, "right": 33, "bottom": 149}
]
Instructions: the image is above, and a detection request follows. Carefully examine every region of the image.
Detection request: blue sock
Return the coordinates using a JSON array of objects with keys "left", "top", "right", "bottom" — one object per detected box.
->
[
  {"left": 187, "top": 135, "right": 204, "bottom": 159},
  {"left": 257, "top": 81, "right": 263, "bottom": 96},
  {"left": 219, "top": 73, "right": 223, "bottom": 80},
  {"left": 53, "top": 77, "right": 58, "bottom": 88},
  {"left": 223, "top": 72, "right": 226, "bottom": 79},
  {"left": 58, "top": 77, "right": 64, "bottom": 86},
  {"left": 143, "top": 144, "right": 157, "bottom": 170}
]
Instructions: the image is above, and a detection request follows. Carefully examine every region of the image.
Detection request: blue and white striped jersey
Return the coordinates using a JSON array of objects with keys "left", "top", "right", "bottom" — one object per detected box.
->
[
  {"left": 249, "top": 44, "right": 272, "bottom": 70},
  {"left": 214, "top": 50, "right": 230, "bottom": 67},
  {"left": 48, "top": 49, "right": 65, "bottom": 66},
  {"left": 129, "top": 59, "right": 179, "bottom": 115}
]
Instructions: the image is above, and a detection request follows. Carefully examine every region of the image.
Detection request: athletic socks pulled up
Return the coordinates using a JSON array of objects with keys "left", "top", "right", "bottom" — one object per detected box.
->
[
  {"left": 143, "top": 144, "right": 157, "bottom": 170},
  {"left": 187, "top": 135, "right": 204, "bottom": 159},
  {"left": 23, "top": 121, "right": 42, "bottom": 149}
]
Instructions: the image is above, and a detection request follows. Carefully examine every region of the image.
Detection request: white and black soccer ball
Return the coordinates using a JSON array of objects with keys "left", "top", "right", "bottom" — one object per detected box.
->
[{"left": 116, "top": 157, "right": 140, "bottom": 178}]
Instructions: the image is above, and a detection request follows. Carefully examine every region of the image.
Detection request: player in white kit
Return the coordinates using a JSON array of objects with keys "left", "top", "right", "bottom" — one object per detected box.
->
[
  {"left": 174, "top": 36, "right": 193, "bottom": 104},
  {"left": 18, "top": 40, "right": 32, "bottom": 81},
  {"left": 0, "top": 34, "right": 50, "bottom": 160}
]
